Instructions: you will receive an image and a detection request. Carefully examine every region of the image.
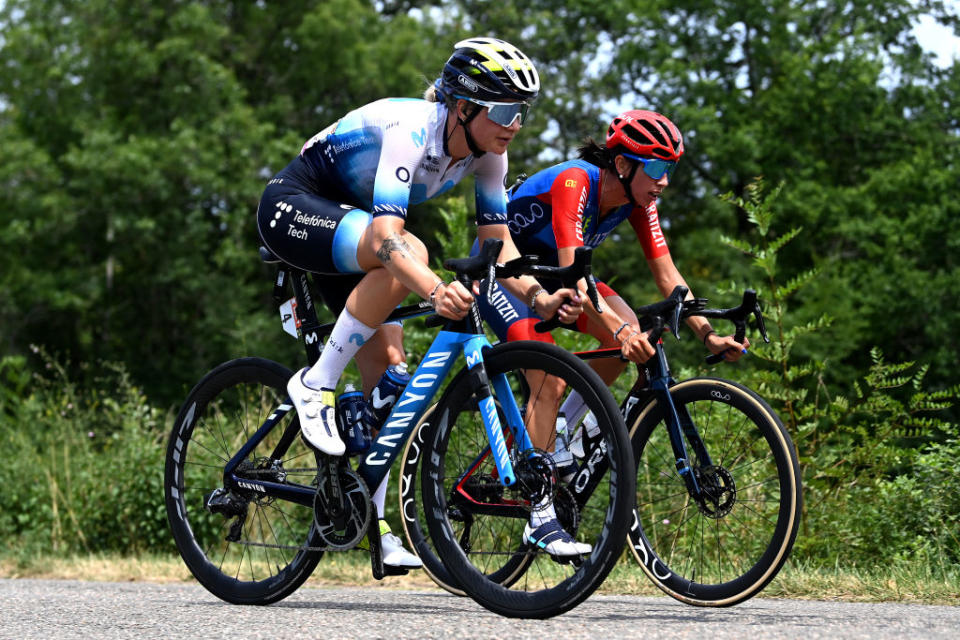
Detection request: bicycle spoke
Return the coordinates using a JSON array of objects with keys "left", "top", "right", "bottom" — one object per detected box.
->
[
  {"left": 629, "top": 380, "right": 800, "bottom": 605},
  {"left": 165, "top": 362, "right": 323, "bottom": 605}
]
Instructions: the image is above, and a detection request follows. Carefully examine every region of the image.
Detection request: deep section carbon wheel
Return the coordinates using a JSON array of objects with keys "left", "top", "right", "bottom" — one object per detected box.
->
[
  {"left": 400, "top": 400, "right": 535, "bottom": 597},
  {"left": 421, "top": 341, "right": 635, "bottom": 619},
  {"left": 165, "top": 357, "right": 323, "bottom": 605}
]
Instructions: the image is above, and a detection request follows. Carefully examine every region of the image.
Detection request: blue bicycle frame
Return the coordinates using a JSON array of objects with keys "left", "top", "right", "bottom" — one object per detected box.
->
[
  {"left": 355, "top": 329, "right": 530, "bottom": 491},
  {"left": 220, "top": 311, "right": 533, "bottom": 508}
]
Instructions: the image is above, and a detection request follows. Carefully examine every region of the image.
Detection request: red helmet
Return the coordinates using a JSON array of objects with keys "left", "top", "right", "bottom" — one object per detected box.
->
[{"left": 606, "top": 110, "right": 684, "bottom": 162}]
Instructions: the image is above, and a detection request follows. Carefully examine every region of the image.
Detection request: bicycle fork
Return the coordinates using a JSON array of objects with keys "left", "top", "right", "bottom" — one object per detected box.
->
[
  {"left": 648, "top": 355, "right": 714, "bottom": 503},
  {"left": 461, "top": 335, "right": 530, "bottom": 487}
]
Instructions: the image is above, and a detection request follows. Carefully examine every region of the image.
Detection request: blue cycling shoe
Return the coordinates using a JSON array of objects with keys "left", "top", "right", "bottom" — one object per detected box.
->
[{"left": 524, "top": 518, "right": 592, "bottom": 558}]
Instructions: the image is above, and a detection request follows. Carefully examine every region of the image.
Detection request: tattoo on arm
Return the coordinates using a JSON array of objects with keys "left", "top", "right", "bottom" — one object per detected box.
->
[{"left": 376, "top": 232, "right": 415, "bottom": 264}]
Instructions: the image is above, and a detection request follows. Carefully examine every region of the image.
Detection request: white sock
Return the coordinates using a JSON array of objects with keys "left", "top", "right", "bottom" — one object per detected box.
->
[
  {"left": 552, "top": 413, "right": 573, "bottom": 466},
  {"left": 303, "top": 308, "right": 376, "bottom": 390},
  {"left": 558, "top": 391, "right": 588, "bottom": 428},
  {"left": 529, "top": 499, "right": 557, "bottom": 528},
  {"left": 373, "top": 469, "right": 389, "bottom": 520}
]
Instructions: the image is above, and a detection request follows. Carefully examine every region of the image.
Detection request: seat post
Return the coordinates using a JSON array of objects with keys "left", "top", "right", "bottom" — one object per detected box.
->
[{"left": 287, "top": 269, "right": 324, "bottom": 366}]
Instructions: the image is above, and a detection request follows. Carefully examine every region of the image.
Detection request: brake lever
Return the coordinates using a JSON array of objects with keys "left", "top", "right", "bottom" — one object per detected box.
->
[
  {"left": 669, "top": 296, "right": 683, "bottom": 340},
  {"left": 575, "top": 248, "right": 602, "bottom": 313},
  {"left": 705, "top": 289, "right": 757, "bottom": 365},
  {"left": 584, "top": 273, "right": 601, "bottom": 313},
  {"left": 750, "top": 291, "right": 770, "bottom": 343},
  {"left": 532, "top": 247, "right": 597, "bottom": 333},
  {"left": 486, "top": 260, "right": 497, "bottom": 304}
]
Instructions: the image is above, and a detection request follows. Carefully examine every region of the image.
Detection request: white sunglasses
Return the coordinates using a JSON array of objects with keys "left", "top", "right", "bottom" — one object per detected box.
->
[{"left": 458, "top": 97, "right": 532, "bottom": 127}]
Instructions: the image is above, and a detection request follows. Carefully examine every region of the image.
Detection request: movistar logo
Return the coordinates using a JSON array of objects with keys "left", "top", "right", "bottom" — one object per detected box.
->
[
  {"left": 371, "top": 387, "right": 396, "bottom": 410},
  {"left": 349, "top": 333, "right": 366, "bottom": 347},
  {"left": 411, "top": 127, "right": 427, "bottom": 147}
]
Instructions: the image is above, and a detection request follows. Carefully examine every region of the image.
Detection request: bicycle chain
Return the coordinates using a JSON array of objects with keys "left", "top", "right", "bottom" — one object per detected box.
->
[{"left": 232, "top": 465, "right": 367, "bottom": 551}]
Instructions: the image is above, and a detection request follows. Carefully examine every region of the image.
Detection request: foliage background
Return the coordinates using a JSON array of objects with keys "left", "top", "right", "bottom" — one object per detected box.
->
[{"left": 1, "top": 0, "right": 958, "bottom": 573}]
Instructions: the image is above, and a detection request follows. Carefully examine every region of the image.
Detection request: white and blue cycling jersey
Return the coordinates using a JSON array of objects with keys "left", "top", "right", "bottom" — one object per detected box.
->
[
  {"left": 257, "top": 98, "right": 511, "bottom": 283},
  {"left": 299, "top": 98, "right": 509, "bottom": 225}
]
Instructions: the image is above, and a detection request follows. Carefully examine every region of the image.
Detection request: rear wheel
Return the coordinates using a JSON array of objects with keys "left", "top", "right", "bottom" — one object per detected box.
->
[
  {"left": 164, "top": 358, "right": 323, "bottom": 605},
  {"left": 421, "top": 341, "right": 635, "bottom": 619},
  {"left": 628, "top": 377, "right": 802, "bottom": 606}
]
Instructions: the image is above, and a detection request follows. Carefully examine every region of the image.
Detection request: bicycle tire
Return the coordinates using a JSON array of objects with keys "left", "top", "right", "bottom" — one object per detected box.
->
[
  {"left": 400, "top": 399, "right": 534, "bottom": 597},
  {"left": 421, "top": 341, "right": 635, "bottom": 619},
  {"left": 164, "top": 357, "right": 323, "bottom": 605},
  {"left": 627, "top": 377, "right": 802, "bottom": 606}
]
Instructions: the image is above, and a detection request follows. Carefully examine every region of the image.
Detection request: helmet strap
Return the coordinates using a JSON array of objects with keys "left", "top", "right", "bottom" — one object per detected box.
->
[
  {"left": 458, "top": 105, "right": 485, "bottom": 157},
  {"left": 442, "top": 101, "right": 485, "bottom": 158}
]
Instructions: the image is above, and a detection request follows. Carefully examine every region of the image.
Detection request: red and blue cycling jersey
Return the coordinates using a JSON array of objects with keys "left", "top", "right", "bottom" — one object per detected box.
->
[
  {"left": 475, "top": 159, "right": 671, "bottom": 343},
  {"left": 505, "top": 159, "right": 670, "bottom": 264}
]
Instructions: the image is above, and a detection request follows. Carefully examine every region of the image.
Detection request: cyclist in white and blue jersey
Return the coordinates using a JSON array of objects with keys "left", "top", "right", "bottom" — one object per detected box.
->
[{"left": 257, "top": 38, "right": 586, "bottom": 565}]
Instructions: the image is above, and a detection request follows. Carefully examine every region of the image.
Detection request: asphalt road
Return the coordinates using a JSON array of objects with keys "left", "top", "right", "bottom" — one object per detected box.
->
[{"left": 1, "top": 579, "right": 958, "bottom": 640}]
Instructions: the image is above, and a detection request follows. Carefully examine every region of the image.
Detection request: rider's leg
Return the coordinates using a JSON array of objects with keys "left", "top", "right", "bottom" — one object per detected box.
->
[
  {"left": 556, "top": 289, "right": 639, "bottom": 427},
  {"left": 579, "top": 294, "right": 639, "bottom": 384},
  {"left": 473, "top": 278, "right": 564, "bottom": 453},
  {"left": 473, "top": 280, "right": 589, "bottom": 556},
  {"left": 310, "top": 275, "right": 406, "bottom": 395},
  {"left": 355, "top": 322, "right": 405, "bottom": 396},
  {"left": 304, "top": 228, "right": 426, "bottom": 390},
  {"left": 347, "top": 225, "right": 418, "bottom": 393},
  {"left": 304, "top": 228, "right": 426, "bottom": 564},
  {"left": 370, "top": 467, "right": 421, "bottom": 568}
]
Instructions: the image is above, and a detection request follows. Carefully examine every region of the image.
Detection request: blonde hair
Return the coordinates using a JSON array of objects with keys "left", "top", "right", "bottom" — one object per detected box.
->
[{"left": 423, "top": 84, "right": 440, "bottom": 102}]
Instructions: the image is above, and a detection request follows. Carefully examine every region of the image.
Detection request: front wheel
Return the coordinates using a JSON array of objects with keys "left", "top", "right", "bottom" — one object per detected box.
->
[
  {"left": 164, "top": 357, "right": 323, "bottom": 605},
  {"left": 421, "top": 341, "right": 635, "bottom": 619},
  {"left": 628, "top": 377, "right": 802, "bottom": 606},
  {"left": 400, "top": 400, "right": 534, "bottom": 597}
]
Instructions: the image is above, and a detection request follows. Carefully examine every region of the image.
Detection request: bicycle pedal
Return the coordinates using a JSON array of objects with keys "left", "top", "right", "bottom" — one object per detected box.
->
[
  {"left": 383, "top": 566, "right": 410, "bottom": 577},
  {"left": 548, "top": 553, "right": 584, "bottom": 567}
]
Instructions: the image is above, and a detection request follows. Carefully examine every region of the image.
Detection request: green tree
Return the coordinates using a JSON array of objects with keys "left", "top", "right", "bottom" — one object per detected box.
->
[
  {"left": 444, "top": 0, "right": 960, "bottom": 394},
  {"left": 0, "top": 0, "right": 441, "bottom": 403}
]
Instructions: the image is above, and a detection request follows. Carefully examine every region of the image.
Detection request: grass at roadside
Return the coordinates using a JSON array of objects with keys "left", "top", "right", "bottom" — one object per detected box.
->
[{"left": 2, "top": 553, "right": 958, "bottom": 605}]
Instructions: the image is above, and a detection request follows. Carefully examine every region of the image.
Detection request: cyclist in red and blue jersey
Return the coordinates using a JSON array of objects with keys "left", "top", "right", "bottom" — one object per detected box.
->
[
  {"left": 477, "top": 110, "right": 750, "bottom": 471},
  {"left": 257, "top": 38, "right": 586, "bottom": 565}
]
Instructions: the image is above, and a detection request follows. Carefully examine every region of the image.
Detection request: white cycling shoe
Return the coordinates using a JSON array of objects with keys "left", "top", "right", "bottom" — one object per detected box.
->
[
  {"left": 524, "top": 518, "right": 592, "bottom": 558},
  {"left": 287, "top": 368, "right": 345, "bottom": 456},
  {"left": 379, "top": 521, "right": 422, "bottom": 569}
]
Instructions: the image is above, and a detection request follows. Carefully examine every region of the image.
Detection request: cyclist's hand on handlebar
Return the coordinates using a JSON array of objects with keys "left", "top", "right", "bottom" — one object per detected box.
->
[
  {"left": 619, "top": 327, "right": 657, "bottom": 364},
  {"left": 433, "top": 281, "right": 474, "bottom": 320},
  {"left": 534, "top": 288, "right": 582, "bottom": 324},
  {"left": 705, "top": 333, "right": 751, "bottom": 362}
]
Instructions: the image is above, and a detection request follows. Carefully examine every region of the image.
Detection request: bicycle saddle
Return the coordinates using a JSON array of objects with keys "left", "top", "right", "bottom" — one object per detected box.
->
[{"left": 259, "top": 245, "right": 281, "bottom": 264}]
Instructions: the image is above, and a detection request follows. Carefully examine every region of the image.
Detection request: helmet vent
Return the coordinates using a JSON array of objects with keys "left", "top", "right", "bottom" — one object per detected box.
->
[{"left": 637, "top": 120, "right": 668, "bottom": 147}]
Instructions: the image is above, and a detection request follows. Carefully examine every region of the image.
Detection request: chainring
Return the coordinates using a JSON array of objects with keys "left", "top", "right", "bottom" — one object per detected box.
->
[{"left": 313, "top": 467, "right": 372, "bottom": 550}]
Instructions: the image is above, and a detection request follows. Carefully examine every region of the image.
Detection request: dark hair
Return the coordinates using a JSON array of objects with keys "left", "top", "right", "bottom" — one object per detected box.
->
[{"left": 577, "top": 137, "right": 615, "bottom": 169}]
